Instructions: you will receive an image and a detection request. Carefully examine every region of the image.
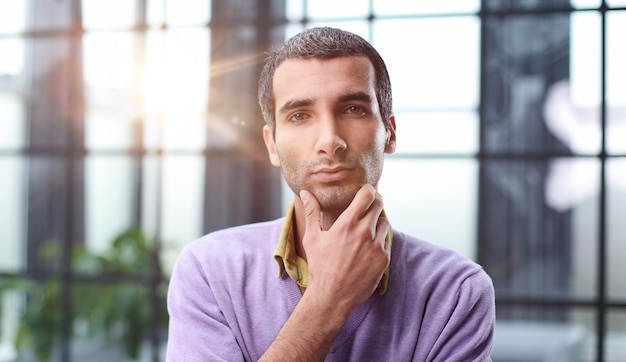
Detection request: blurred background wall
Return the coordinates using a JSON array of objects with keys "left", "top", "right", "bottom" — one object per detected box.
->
[{"left": 0, "top": 0, "right": 625, "bottom": 361}]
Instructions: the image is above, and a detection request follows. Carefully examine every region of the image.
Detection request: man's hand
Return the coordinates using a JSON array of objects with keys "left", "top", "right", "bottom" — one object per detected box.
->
[
  {"left": 300, "top": 184, "right": 391, "bottom": 315},
  {"left": 259, "top": 184, "right": 390, "bottom": 361}
]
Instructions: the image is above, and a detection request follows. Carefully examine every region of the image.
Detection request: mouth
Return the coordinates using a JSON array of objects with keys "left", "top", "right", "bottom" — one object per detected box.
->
[{"left": 311, "top": 166, "right": 352, "bottom": 183}]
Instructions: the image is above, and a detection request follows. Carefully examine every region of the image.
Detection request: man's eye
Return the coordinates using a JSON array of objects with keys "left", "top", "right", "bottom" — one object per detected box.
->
[
  {"left": 288, "top": 113, "right": 306, "bottom": 122},
  {"left": 346, "top": 105, "right": 366, "bottom": 115}
]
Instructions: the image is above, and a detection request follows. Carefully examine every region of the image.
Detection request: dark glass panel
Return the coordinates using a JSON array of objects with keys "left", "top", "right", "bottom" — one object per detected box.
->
[
  {"left": 27, "top": 155, "right": 84, "bottom": 273},
  {"left": 480, "top": 159, "right": 599, "bottom": 306},
  {"left": 607, "top": 159, "right": 626, "bottom": 301},
  {"left": 484, "top": 0, "right": 575, "bottom": 12},
  {"left": 482, "top": 13, "right": 571, "bottom": 154}
]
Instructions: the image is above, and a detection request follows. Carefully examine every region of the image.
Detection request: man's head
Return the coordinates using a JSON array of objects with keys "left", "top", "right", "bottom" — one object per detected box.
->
[
  {"left": 258, "top": 27, "right": 393, "bottom": 134},
  {"left": 259, "top": 27, "right": 396, "bottom": 218}
]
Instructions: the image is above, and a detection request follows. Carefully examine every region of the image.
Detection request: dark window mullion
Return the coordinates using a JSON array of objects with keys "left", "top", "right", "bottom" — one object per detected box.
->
[{"left": 596, "top": 2, "right": 609, "bottom": 362}]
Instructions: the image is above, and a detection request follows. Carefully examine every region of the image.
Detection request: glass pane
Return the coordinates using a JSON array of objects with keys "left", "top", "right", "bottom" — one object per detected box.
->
[
  {"left": 373, "top": 17, "right": 479, "bottom": 111},
  {"left": 0, "top": 0, "right": 26, "bottom": 33},
  {"left": 570, "top": 0, "right": 601, "bottom": 7},
  {"left": 481, "top": 159, "right": 599, "bottom": 299},
  {"left": 165, "top": 0, "right": 211, "bottom": 25},
  {"left": 606, "top": 311, "right": 626, "bottom": 361},
  {"left": 82, "top": 0, "right": 136, "bottom": 29},
  {"left": 149, "top": 0, "right": 212, "bottom": 25},
  {"left": 394, "top": 111, "right": 478, "bottom": 154},
  {"left": 0, "top": 38, "right": 24, "bottom": 77},
  {"left": 26, "top": 155, "right": 84, "bottom": 269},
  {"left": 493, "top": 308, "right": 593, "bottom": 360},
  {"left": 141, "top": 155, "right": 159, "bottom": 249},
  {"left": 0, "top": 157, "right": 25, "bottom": 271},
  {"left": 608, "top": 159, "right": 626, "bottom": 300},
  {"left": 483, "top": 14, "right": 573, "bottom": 153},
  {"left": 374, "top": 0, "right": 480, "bottom": 15},
  {"left": 306, "top": 0, "right": 369, "bottom": 20},
  {"left": 162, "top": 154, "right": 204, "bottom": 251},
  {"left": 29, "top": 0, "right": 73, "bottom": 31},
  {"left": 379, "top": 158, "right": 477, "bottom": 260},
  {"left": 83, "top": 32, "right": 137, "bottom": 150},
  {"left": 0, "top": 287, "right": 20, "bottom": 360},
  {"left": 286, "top": 0, "right": 305, "bottom": 21},
  {"left": 608, "top": 0, "right": 626, "bottom": 6},
  {"left": 570, "top": 12, "right": 600, "bottom": 109},
  {"left": 147, "top": 0, "right": 164, "bottom": 26},
  {"left": 285, "top": 22, "right": 369, "bottom": 43},
  {"left": 284, "top": 23, "right": 305, "bottom": 40},
  {"left": 305, "top": 21, "right": 369, "bottom": 41},
  {"left": 485, "top": 0, "right": 574, "bottom": 11},
  {"left": 85, "top": 156, "right": 134, "bottom": 254},
  {"left": 143, "top": 29, "right": 209, "bottom": 151},
  {"left": 83, "top": 33, "right": 135, "bottom": 91},
  {"left": 143, "top": 155, "right": 205, "bottom": 275},
  {"left": 542, "top": 12, "right": 603, "bottom": 155},
  {"left": 0, "top": 93, "right": 25, "bottom": 149},
  {"left": 607, "top": 11, "right": 626, "bottom": 155},
  {"left": 29, "top": 36, "right": 79, "bottom": 150}
]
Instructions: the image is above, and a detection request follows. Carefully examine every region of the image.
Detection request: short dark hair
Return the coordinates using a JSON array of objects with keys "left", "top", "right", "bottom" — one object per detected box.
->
[{"left": 258, "top": 27, "right": 393, "bottom": 132}]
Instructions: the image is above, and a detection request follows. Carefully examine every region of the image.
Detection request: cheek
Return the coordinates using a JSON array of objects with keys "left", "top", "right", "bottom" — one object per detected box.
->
[
  {"left": 275, "top": 146, "right": 298, "bottom": 173},
  {"left": 357, "top": 128, "right": 387, "bottom": 153}
]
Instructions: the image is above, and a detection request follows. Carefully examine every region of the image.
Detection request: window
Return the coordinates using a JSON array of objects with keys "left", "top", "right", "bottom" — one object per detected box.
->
[
  {"left": 0, "top": 1, "right": 280, "bottom": 360},
  {"left": 1, "top": 0, "right": 624, "bottom": 361}
]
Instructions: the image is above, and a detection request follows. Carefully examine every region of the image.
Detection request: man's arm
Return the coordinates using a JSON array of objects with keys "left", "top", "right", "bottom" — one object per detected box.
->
[{"left": 259, "top": 185, "right": 391, "bottom": 361}]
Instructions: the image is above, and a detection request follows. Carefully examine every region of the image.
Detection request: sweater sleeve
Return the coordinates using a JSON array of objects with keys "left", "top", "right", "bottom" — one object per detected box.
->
[
  {"left": 166, "top": 246, "right": 246, "bottom": 362},
  {"left": 426, "top": 268, "right": 496, "bottom": 362}
]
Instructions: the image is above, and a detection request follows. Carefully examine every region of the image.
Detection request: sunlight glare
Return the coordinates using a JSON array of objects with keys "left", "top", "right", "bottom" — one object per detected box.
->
[
  {"left": 0, "top": 40, "right": 24, "bottom": 76},
  {"left": 0, "top": 0, "right": 25, "bottom": 33},
  {"left": 82, "top": 0, "right": 135, "bottom": 29}
]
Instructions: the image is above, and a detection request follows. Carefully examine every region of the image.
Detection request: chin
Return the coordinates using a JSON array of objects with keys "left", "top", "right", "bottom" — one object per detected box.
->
[{"left": 313, "top": 184, "right": 361, "bottom": 214}]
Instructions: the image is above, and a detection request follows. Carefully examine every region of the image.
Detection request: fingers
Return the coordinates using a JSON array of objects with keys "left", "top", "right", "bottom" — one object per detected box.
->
[
  {"left": 336, "top": 184, "right": 383, "bottom": 225},
  {"left": 300, "top": 184, "right": 385, "bottom": 241},
  {"left": 300, "top": 189, "right": 322, "bottom": 233},
  {"left": 375, "top": 217, "right": 391, "bottom": 252}
]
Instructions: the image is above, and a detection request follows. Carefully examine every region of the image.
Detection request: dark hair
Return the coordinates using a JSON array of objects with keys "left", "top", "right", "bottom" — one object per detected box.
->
[{"left": 258, "top": 27, "right": 393, "bottom": 132}]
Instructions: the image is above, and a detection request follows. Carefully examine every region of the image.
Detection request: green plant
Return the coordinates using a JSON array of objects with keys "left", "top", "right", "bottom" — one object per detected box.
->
[{"left": 3, "top": 227, "right": 168, "bottom": 362}]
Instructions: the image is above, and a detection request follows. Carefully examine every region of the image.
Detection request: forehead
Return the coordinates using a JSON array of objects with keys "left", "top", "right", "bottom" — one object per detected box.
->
[{"left": 272, "top": 56, "right": 376, "bottom": 105}]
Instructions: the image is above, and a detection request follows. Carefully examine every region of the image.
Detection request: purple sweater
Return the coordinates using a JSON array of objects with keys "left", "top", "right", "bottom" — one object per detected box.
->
[{"left": 166, "top": 218, "right": 495, "bottom": 361}]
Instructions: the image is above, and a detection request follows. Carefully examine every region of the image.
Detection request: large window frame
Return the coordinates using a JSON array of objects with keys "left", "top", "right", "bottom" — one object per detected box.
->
[{"left": 1, "top": 0, "right": 625, "bottom": 361}]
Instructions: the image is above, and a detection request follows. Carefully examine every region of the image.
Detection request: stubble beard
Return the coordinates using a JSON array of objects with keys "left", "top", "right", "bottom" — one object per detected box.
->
[
  {"left": 282, "top": 153, "right": 384, "bottom": 218},
  {"left": 309, "top": 183, "right": 361, "bottom": 217}
]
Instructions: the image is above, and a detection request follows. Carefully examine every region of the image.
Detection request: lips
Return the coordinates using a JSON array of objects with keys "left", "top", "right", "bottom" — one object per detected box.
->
[{"left": 311, "top": 166, "right": 351, "bottom": 182}]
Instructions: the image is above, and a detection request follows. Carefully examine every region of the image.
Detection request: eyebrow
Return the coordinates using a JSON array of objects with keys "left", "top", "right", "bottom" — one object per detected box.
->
[
  {"left": 278, "top": 98, "right": 313, "bottom": 115},
  {"left": 337, "top": 91, "right": 372, "bottom": 104},
  {"left": 277, "top": 91, "right": 373, "bottom": 115}
]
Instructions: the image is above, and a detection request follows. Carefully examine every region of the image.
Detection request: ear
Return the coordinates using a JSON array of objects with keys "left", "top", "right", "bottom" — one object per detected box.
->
[
  {"left": 263, "top": 125, "right": 281, "bottom": 167},
  {"left": 384, "top": 114, "right": 397, "bottom": 154}
]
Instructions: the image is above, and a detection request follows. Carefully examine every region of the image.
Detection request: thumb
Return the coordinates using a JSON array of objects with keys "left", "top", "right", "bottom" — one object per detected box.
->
[{"left": 299, "top": 190, "right": 322, "bottom": 233}]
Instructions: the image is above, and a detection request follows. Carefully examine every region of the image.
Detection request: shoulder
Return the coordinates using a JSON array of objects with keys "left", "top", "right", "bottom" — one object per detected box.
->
[
  {"left": 391, "top": 230, "right": 493, "bottom": 293},
  {"left": 176, "top": 218, "right": 284, "bottom": 270},
  {"left": 389, "top": 230, "right": 495, "bottom": 345}
]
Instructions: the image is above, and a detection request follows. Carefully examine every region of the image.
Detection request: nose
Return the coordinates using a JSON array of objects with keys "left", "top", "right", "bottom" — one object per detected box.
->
[{"left": 315, "top": 116, "right": 347, "bottom": 155}]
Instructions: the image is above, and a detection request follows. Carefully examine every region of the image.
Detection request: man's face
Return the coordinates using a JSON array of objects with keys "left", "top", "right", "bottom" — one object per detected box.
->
[{"left": 263, "top": 56, "right": 396, "bottom": 215}]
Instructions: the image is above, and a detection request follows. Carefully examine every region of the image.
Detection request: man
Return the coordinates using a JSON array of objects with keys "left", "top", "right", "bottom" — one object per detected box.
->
[{"left": 167, "top": 27, "right": 495, "bottom": 361}]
